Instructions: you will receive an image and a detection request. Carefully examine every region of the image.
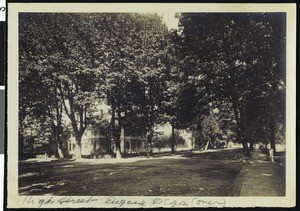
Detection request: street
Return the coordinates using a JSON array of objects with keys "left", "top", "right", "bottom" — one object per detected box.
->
[{"left": 19, "top": 148, "right": 246, "bottom": 196}]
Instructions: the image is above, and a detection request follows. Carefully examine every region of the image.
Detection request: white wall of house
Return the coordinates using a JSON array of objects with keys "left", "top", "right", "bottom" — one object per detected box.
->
[
  {"left": 154, "top": 123, "right": 194, "bottom": 148},
  {"left": 67, "top": 136, "right": 76, "bottom": 156},
  {"left": 68, "top": 128, "right": 104, "bottom": 156},
  {"left": 155, "top": 123, "right": 173, "bottom": 137}
]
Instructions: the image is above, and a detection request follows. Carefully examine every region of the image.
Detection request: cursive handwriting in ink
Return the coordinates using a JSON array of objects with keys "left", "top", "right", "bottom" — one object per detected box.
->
[
  {"left": 191, "top": 197, "right": 226, "bottom": 207},
  {"left": 153, "top": 198, "right": 189, "bottom": 207},
  {"left": 57, "top": 196, "right": 97, "bottom": 205},
  {"left": 37, "top": 197, "right": 55, "bottom": 208},
  {"left": 105, "top": 196, "right": 146, "bottom": 207},
  {"left": 22, "top": 196, "right": 35, "bottom": 205}
]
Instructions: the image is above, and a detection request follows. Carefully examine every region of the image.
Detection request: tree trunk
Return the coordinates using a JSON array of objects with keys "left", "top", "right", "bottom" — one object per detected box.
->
[
  {"left": 242, "top": 142, "right": 251, "bottom": 157},
  {"left": 231, "top": 96, "right": 250, "bottom": 157},
  {"left": 74, "top": 143, "right": 81, "bottom": 160},
  {"left": 249, "top": 142, "right": 254, "bottom": 151},
  {"left": 118, "top": 127, "right": 125, "bottom": 159},
  {"left": 75, "top": 135, "right": 82, "bottom": 160},
  {"left": 270, "top": 116, "right": 276, "bottom": 153},
  {"left": 115, "top": 107, "right": 123, "bottom": 159},
  {"left": 57, "top": 145, "right": 64, "bottom": 159},
  {"left": 191, "top": 131, "right": 196, "bottom": 149},
  {"left": 115, "top": 139, "right": 122, "bottom": 159},
  {"left": 147, "top": 127, "right": 154, "bottom": 156},
  {"left": 55, "top": 141, "right": 69, "bottom": 159},
  {"left": 204, "top": 140, "right": 210, "bottom": 151},
  {"left": 171, "top": 124, "right": 175, "bottom": 154},
  {"left": 58, "top": 82, "right": 87, "bottom": 160},
  {"left": 110, "top": 105, "right": 122, "bottom": 158},
  {"left": 54, "top": 85, "right": 65, "bottom": 159},
  {"left": 111, "top": 104, "right": 116, "bottom": 153}
]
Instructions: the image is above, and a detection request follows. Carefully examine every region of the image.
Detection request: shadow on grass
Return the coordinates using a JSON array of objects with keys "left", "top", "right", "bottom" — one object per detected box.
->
[{"left": 19, "top": 148, "right": 245, "bottom": 196}]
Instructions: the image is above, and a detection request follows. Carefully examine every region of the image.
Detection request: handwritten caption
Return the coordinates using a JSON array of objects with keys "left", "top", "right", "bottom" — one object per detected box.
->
[
  {"left": 22, "top": 196, "right": 226, "bottom": 208},
  {"left": 23, "top": 196, "right": 97, "bottom": 208}
]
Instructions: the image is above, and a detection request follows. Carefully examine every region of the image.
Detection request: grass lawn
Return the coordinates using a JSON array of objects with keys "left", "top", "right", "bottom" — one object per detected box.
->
[{"left": 19, "top": 148, "right": 246, "bottom": 196}]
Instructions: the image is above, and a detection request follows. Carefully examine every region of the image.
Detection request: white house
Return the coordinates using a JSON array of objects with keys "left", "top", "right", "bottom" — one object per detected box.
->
[
  {"left": 68, "top": 126, "right": 111, "bottom": 158},
  {"left": 67, "top": 126, "right": 148, "bottom": 158}
]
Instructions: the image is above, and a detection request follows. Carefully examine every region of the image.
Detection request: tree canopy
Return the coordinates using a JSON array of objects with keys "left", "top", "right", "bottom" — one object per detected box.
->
[{"left": 19, "top": 12, "right": 286, "bottom": 158}]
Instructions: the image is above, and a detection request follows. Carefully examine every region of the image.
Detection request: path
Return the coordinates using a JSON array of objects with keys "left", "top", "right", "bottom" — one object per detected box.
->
[{"left": 239, "top": 149, "right": 285, "bottom": 196}]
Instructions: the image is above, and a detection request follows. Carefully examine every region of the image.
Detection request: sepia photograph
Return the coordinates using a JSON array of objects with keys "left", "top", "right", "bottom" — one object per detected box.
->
[{"left": 7, "top": 3, "right": 296, "bottom": 208}]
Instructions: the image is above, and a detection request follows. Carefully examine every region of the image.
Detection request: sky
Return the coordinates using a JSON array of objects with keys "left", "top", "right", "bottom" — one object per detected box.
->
[{"left": 160, "top": 12, "right": 179, "bottom": 30}]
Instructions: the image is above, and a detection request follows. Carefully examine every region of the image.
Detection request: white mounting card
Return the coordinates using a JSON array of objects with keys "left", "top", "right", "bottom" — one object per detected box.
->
[{"left": 0, "top": 0, "right": 5, "bottom": 21}]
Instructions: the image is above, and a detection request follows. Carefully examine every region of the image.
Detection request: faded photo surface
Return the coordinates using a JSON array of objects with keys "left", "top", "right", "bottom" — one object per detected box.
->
[{"left": 7, "top": 3, "right": 296, "bottom": 208}]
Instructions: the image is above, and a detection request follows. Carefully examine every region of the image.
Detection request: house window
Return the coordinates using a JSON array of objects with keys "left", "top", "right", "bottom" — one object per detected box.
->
[
  {"left": 137, "top": 141, "right": 141, "bottom": 149},
  {"left": 69, "top": 143, "right": 72, "bottom": 151},
  {"left": 132, "top": 141, "right": 136, "bottom": 150},
  {"left": 125, "top": 141, "right": 131, "bottom": 150},
  {"left": 93, "top": 140, "right": 97, "bottom": 150},
  {"left": 93, "top": 130, "right": 98, "bottom": 136},
  {"left": 111, "top": 142, "right": 116, "bottom": 151},
  {"left": 72, "top": 143, "right": 76, "bottom": 151}
]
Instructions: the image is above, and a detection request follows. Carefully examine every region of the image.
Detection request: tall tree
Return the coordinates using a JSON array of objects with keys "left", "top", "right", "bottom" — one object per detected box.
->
[
  {"left": 101, "top": 13, "right": 169, "bottom": 156},
  {"left": 19, "top": 13, "right": 106, "bottom": 159},
  {"left": 176, "top": 13, "right": 286, "bottom": 155}
]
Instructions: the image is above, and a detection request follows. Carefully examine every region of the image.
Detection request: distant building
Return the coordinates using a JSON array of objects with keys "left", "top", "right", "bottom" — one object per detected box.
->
[
  {"left": 154, "top": 123, "right": 195, "bottom": 148},
  {"left": 67, "top": 104, "right": 194, "bottom": 157},
  {"left": 67, "top": 126, "right": 147, "bottom": 158},
  {"left": 68, "top": 126, "right": 110, "bottom": 157},
  {"left": 111, "top": 136, "right": 147, "bottom": 154}
]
